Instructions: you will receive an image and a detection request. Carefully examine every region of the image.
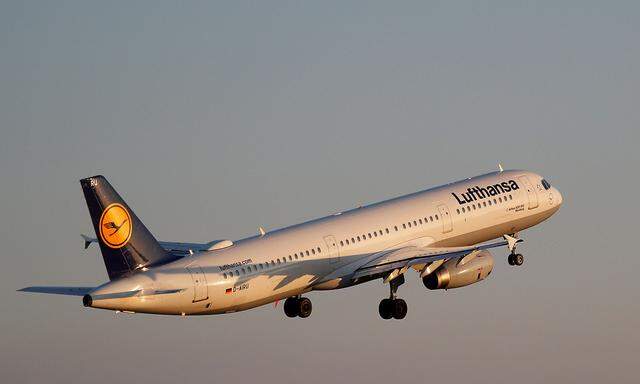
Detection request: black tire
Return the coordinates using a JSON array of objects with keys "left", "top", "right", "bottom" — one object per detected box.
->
[
  {"left": 514, "top": 254, "right": 524, "bottom": 266},
  {"left": 392, "top": 299, "right": 408, "bottom": 320},
  {"left": 378, "top": 299, "right": 393, "bottom": 319},
  {"left": 284, "top": 297, "right": 299, "bottom": 318},
  {"left": 298, "top": 297, "right": 312, "bottom": 318},
  {"left": 508, "top": 254, "right": 515, "bottom": 265}
]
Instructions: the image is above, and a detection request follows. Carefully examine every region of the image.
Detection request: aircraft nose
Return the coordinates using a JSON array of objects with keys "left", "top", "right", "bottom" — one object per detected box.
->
[{"left": 554, "top": 187, "right": 563, "bottom": 207}]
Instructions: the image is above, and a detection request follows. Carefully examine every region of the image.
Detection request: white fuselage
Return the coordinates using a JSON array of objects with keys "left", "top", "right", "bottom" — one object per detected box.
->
[{"left": 88, "top": 170, "right": 562, "bottom": 315}]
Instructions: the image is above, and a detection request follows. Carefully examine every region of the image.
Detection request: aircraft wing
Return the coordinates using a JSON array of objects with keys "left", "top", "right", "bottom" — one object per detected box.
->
[
  {"left": 18, "top": 286, "right": 94, "bottom": 296},
  {"left": 81, "top": 234, "right": 219, "bottom": 255},
  {"left": 352, "top": 240, "right": 508, "bottom": 280}
]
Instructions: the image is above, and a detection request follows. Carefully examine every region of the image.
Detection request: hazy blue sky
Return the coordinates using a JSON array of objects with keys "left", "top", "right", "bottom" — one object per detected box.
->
[{"left": 1, "top": 1, "right": 639, "bottom": 383}]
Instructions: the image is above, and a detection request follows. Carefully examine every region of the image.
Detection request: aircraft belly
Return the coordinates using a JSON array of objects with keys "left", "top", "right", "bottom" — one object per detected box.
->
[{"left": 213, "top": 264, "right": 321, "bottom": 312}]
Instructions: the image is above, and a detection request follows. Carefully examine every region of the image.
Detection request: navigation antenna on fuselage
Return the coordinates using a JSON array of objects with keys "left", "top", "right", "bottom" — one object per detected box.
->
[
  {"left": 259, "top": 226, "right": 266, "bottom": 236},
  {"left": 498, "top": 163, "right": 504, "bottom": 172}
]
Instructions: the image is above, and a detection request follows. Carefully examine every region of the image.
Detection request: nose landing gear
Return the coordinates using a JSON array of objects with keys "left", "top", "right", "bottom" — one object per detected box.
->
[
  {"left": 508, "top": 253, "right": 524, "bottom": 266},
  {"left": 378, "top": 274, "right": 407, "bottom": 320},
  {"left": 504, "top": 234, "right": 524, "bottom": 267}
]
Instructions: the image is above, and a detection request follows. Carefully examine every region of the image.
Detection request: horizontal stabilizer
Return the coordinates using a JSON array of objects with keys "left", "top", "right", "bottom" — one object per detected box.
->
[
  {"left": 18, "top": 286, "right": 95, "bottom": 296},
  {"left": 81, "top": 234, "right": 225, "bottom": 255}
]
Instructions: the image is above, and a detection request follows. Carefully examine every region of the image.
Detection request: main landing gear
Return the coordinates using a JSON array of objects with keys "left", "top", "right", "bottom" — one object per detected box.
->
[
  {"left": 284, "top": 296, "right": 312, "bottom": 318},
  {"left": 504, "top": 233, "right": 524, "bottom": 267},
  {"left": 379, "top": 274, "right": 408, "bottom": 320}
]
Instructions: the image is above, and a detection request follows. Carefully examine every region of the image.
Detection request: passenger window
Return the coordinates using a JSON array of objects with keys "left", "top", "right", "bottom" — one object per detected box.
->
[
  {"left": 408, "top": 222, "right": 412, "bottom": 228},
  {"left": 368, "top": 233, "right": 372, "bottom": 238},
  {"left": 351, "top": 237, "right": 355, "bottom": 243},
  {"left": 419, "top": 219, "right": 423, "bottom": 224},
  {"left": 402, "top": 224, "right": 406, "bottom": 229},
  {"left": 488, "top": 200, "right": 492, "bottom": 206},
  {"left": 317, "top": 247, "right": 321, "bottom": 253},
  {"left": 357, "top": 236, "right": 361, "bottom": 241},
  {"left": 394, "top": 226, "right": 398, "bottom": 231},
  {"left": 234, "top": 270, "right": 239, "bottom": 276},
  {"left": 457, "top": 209, "right": 460, "bottom": 214},
  {"left": 306, "top": 250, "right": 310, "bottom": 256},
  {"left": 386, "top": 228, "right": 389, "bottom": 234},
  {"left": 435, "top": 214, "right": 439, "bottom": 220}
]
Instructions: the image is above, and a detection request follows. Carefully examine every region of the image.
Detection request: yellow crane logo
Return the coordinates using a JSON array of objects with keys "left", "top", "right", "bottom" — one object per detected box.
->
[{"left": 99, "top": 203, "right": 132, "bottom": 249}]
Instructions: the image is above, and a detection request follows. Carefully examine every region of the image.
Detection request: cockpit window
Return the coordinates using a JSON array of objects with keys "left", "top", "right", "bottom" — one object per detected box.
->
[{"left": 541, "top": 179, "right": 551, "bottom": 190}]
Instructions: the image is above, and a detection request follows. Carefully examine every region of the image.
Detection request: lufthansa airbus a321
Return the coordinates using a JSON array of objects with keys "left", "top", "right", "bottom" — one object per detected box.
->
[{"left": 20, "top": 168, "right": 562, "bottom": 320}]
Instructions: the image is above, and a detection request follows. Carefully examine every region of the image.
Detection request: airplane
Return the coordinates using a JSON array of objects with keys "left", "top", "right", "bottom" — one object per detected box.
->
[{"left": 19, "top": 168, "right": 562, "bottom": 320}]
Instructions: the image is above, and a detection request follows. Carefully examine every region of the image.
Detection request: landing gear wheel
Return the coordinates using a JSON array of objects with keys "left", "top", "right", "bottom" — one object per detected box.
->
[
  {"left": 392, "top": 299, "right": 407, "bottom": 319},
  {"left": 298, "top": 297, "right": 312, "bottom": 318},
  {"left": 508, "top": 254, "right": 515, "bottom": 265},
  {"left": 378, "top": 299, "right": 393, "bottom": 319},
  {"left": 284, "top": 297, "right": 299, "bottom": 318},
  {"left": 513, "top": 253, "right": 524, "bottom": 266}
]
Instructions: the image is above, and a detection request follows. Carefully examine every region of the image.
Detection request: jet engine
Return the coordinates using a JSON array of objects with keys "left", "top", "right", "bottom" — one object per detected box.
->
[{"left": 423, "top": 250, "right": 494, "bottom": 290}]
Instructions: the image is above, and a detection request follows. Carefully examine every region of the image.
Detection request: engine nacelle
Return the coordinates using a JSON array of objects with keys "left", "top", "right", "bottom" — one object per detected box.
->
[{"left": 423, "top": 250, "right": 494, "bottom": 290}]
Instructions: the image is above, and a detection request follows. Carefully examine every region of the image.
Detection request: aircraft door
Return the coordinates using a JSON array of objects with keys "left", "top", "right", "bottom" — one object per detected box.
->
[
  {"left": 518, "top": 176, "right": 539, "bottom": 210},
  {"left": 437, "top": 204, "right": 453, "bottom": 233},
  {"left": 323, "top": 235, "right": 340, "bottom": 264},
  {"left": 186, "top": 264, "right": 209, "bottom": 302}
]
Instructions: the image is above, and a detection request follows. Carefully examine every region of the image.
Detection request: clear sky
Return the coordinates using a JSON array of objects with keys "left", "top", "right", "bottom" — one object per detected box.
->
[{"left": 1, "top": 1, "right": 639, "bottom": 383}]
